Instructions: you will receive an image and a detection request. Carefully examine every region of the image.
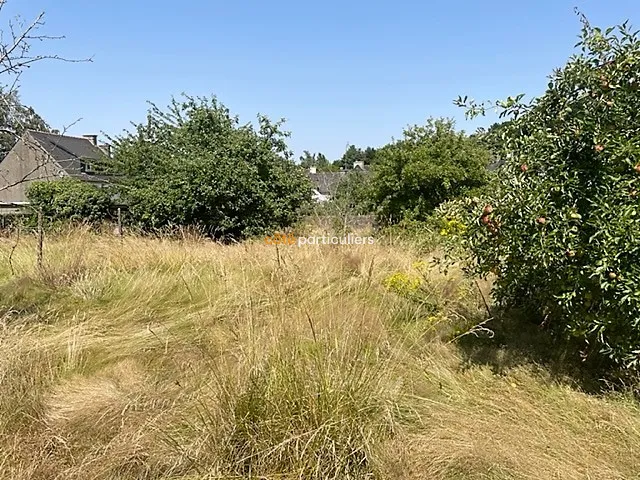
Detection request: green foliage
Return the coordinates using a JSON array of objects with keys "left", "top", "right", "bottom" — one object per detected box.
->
[
  {"left": 106, "top": 95, "right": 311, "bottom": 239},
  {"left": 27, "top": 179, "right": 114, "bottom": 223},
  {"left": 369, "top": 118, "right": 490, "bottom": 224},
  {"left": 299, "top": 150, "right": 337, "bottom": 172},
  {"left": 0, "top": 89, "right": 50, "bottom": 156},
  {"left": 363, "top": 147, "right": 377, "bottom": 165},
  {"left": 332, "top": 170, "right": 374, "bottom": 215},
  {"left": 377, "top": 219, "right": 440, "bottom": 254},
  {"left": 455, "top": 17, "right": 640, "bottom": 370},
  {"left": 472, "top": 121, "right": 511, "bottom": 163},
  {"left": 309, "top": 170, "right": 374, "bottom": 234},
  {"left": 383, "top": 271, "right": 422, "bottom": 298},
  {"left": 333, "top": 144, "right": 377, "bottom": 170}
]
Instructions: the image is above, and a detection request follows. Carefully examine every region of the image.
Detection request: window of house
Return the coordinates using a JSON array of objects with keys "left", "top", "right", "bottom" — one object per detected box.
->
[{"left": 82, "top": 161, "right": 95, "bottom": 174}]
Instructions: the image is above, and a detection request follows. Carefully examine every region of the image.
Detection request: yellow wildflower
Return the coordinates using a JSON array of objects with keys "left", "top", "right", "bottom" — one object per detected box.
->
[{"left": 383, "top": 272, "right": 422, "bottom": 297}]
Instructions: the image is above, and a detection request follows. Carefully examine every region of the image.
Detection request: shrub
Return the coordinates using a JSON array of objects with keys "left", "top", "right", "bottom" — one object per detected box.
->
[
  {"left": 105, "top": 95, "right": 311, "bottom": 239},
  {"left": 27, "top": 179, "right": 114, "bottom": 224},
  {"left": 308, "top": 170, "right": 375, "bottom": 234},
  {"left": 383, "top": 271, "right": 422, "bottom": 298},
  {"left": 454, "top": 17, "right": 640, "bottom": 371},
  {"left": 369, "top": 118, "right": 490, "bottom": 224},
  {"left": 332, "top": 169, "right": 374, "bottom": 215}
]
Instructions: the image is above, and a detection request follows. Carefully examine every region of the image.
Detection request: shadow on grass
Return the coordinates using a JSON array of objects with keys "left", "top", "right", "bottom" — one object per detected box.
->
[{"left": 455, "top": 308, "right": 617, "bottom": 394}]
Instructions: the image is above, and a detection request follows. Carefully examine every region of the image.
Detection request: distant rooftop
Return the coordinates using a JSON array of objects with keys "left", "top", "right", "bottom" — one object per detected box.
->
[
  {"left": 26, "top": 130, "right": 110, "bottom": 182},
  {"left": 308, "top": 171, "right": 347, "bottom": 196}
]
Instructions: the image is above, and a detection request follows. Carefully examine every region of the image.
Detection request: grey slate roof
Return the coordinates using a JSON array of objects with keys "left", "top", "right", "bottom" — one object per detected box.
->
[
  {"left": 26, "top": 130, "right": 109, "bottom": 182},
  {"left": 308, "top": 172, "right": 347, "bottom": 196}
]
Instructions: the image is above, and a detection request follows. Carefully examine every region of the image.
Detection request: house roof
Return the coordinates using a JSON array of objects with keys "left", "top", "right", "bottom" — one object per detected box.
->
[
  {"left": 26, "top": 130, "right": 110, "bottom": 182},
  {"left": 308, "top": 172, "right": 347, "bottom": 196}
]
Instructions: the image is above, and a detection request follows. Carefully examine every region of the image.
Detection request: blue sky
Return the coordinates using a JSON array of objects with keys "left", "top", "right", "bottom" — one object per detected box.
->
[{"left": 9, "top": 0, "right": 640, "bottom": 160}]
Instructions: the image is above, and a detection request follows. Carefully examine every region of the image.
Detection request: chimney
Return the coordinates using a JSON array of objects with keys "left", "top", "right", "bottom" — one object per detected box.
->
[
  {"left": 353, "top": 160, "right": 365, "bottom": 170},
  {"left": 99, "top": 143, "right": 112, "bottom": 157},
  {"left": 83, "top": 134, "right": 98, "bottom": 146},
  {"left": 309, "top": 166, "right": 317, "bottom": 174}
]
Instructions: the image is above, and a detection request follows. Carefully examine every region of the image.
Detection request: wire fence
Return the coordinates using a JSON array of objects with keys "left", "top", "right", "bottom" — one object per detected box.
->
[{"left": 0, "top": 203, "right": 125, "bottom": 270}]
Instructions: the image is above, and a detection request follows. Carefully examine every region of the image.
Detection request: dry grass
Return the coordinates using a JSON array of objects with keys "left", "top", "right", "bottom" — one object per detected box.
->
[{"left": 0, "top": 229, "right": 639, "bottom": 479}]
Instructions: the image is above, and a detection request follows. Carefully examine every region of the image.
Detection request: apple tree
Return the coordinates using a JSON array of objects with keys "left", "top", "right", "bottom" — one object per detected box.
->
[{"left": 454, "top": 16, "right": 640, "bottom": 371}]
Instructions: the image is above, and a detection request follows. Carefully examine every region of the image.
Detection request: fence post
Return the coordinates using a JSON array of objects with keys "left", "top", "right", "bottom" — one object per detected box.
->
[
  {"left": 37, "top": 207, "right": 43, "bottom": 269},
  {"left": 117, "top": 207, "right": 123, "bottom": 236}
]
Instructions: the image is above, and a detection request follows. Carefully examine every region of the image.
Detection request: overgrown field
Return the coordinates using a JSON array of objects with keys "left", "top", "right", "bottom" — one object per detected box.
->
[{"left": 1, "top": 231, "right": 639, "bottom": 479}]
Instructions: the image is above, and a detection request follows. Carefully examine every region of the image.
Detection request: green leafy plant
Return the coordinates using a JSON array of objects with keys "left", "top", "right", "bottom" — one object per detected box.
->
[
  {"left": 370, "top": 118, "right": 490, "bottom": 224},
  {"left": 299, "top": 150, "right": 338, "bottom": 172},
  {"left": 0, "top": 89, "right": 50, "bottom": 157},
  {"left": 309, "top": 171, "right": 376, "bottom": 234},
  {"left": 27, "top": 179, "right": 114, "bottom": 223},
  {"left": 454, "top": 15, "right": 640, "bottom": 371},
  {"left": 105, "top": 95, "right": 311, "bottom": 239}
]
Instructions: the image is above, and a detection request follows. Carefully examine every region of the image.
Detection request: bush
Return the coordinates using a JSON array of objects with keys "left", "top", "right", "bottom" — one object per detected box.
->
[
  {"left": 454, "top": 17, "right": 640, "bottom": 371},
  {"left": 370, "top": 118, "right": 490, "bottom": 224},
  {"left": 332, "top": 169, "right": 374, "bottom": 215},
  {"left": 106, "top": 95, "right": 311, "bottom": 239},
  {"left": 27, "top": 179, "right": 114, "bottom": 223},
  {"left": 307, "top": 170, "right": 375, "bottom": 234}
]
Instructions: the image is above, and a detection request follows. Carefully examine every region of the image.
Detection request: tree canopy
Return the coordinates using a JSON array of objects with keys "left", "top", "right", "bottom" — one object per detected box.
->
[
  {"left": 0, "top": 89, "right": 50, "bottom": 156},
  {"left": 369, "top": 118, "right": 490, "bottom": 223},
  {"left": 332, "top": 145, "right": 377, "bottom": 170},
  {"left": 453, "top": 16, "right": 640, "bottom": 371},
  {"left": 299, "top": 151, "right": 337, "bottom": 172},
  {"left": 27, "top": 179, "right": 114, "bottom": 223},
  {"left": 106, "top": 95, "right": 311, "bottom": 239}
]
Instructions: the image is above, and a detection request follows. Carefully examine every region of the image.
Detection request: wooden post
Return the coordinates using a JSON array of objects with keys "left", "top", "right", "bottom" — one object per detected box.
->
[
  {"left": 117, "top": 207, "right": 123, "bottom": 236},
  {"left": 37, "top": 208, "right": 43, "bottom": 269}
]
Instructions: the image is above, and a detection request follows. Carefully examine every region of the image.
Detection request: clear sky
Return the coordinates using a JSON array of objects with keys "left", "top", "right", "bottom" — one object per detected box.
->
[{"left": 9, "top": 0, "right": 640, "bottom": 160}]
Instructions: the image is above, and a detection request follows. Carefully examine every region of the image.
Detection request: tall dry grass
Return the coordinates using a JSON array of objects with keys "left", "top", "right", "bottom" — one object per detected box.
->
[{"left": 0, "top": 229, "right": 638, "bottom": 479}]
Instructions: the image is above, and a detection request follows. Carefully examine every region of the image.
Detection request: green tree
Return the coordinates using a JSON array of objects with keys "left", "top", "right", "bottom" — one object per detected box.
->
[
  {"left": 333, "top": 145, "right": 363, "bottom": 170},
  {"left": 299, "top": 150, "right": 315, "bottom": 168},
  {"left": 370, "top": 118, "right": 490, "bottom": 223},
  {"left": 315, "top": 153, "right": 335, "bottom": 171},
  {"left": 363, "top": 146, "right": 377, "bottom": 165},
  {"left": 106, "top": 95, "right": 311, "bottom": 239},
  {"left": 299, "top": 150, "right": 336, "bottom": 172},
  {"left": 332, "top": 145, "right": 378, "bottom": 170},
  {"left": 0, "top": 89, "right": 50, "bottom": 156},
  {"left": 454, "top": 16, "right": 640, "bottom": 371},
  {"left": 333, "top": 170, "right": 373, "bottom": 215},
  {"left": 311, "top": 170, "right": 373, "bottom": 233}
]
